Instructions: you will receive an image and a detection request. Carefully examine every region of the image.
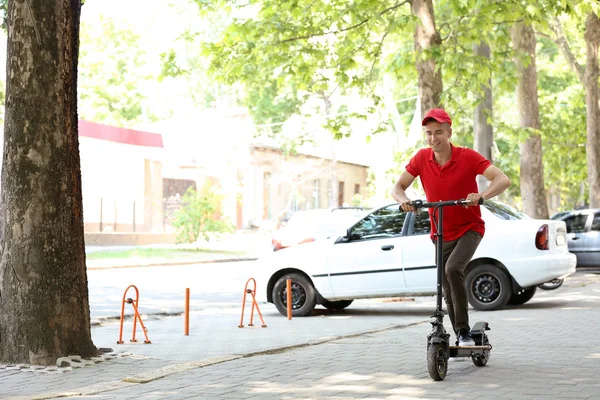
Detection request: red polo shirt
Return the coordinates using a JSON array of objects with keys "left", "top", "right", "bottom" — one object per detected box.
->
[{"left": 405, "top": 144, "right": 491, "bottom": 241}]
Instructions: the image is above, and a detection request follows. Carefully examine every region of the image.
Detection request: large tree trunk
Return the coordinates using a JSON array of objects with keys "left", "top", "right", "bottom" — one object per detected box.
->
[
  {"left": 0, "top": 0, "right": 97, "bottom": 365},
  {"left": 584, "top": 13, "right": 600, "bottom": 208},
  {"left": 412, "top": 0, "right": 443, "bottom": 116},
  {"left": 512, "top": 23, "right": 549, "bottom": 219},
  {"left": 473, "top": 41, "right": 494, "bottom": 192}
]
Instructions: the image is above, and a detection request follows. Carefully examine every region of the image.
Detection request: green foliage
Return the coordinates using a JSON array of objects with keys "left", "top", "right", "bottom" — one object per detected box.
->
[
  {"left": 172, "top": 185, "right": 235, "bottom": 244},
  {"left": 0, "top": 0, "right": 6, "bottom": 31},
  {"left": 119, "top": 0, "right": 594, "bottom": 212},
  {"left": 246, "top": 80, "right": 307, "bottom": 134},
  {"left": 194, "top": 0, "right": 415, "bottom": 138},
  {"left": 78, "top": 16, "right": 164, "bottom": 126},
  {"left": 351, "top": 193, "right": 366, "bottom": 207}
]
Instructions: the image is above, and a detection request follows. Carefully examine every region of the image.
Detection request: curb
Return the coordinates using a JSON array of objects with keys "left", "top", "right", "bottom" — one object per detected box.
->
[{"left": 86, "top": 256, "right": 259, "bottom": 271}]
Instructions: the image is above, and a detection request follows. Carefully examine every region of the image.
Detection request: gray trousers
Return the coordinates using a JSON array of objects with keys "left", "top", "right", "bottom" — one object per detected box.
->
[{"left": 434, "top": 230, "right": 483, "bottom": 333}]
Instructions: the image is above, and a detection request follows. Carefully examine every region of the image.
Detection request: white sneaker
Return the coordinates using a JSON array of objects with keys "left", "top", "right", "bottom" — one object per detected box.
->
[{"left": 458, "top": 330, "right": 475, "bottom": 346}]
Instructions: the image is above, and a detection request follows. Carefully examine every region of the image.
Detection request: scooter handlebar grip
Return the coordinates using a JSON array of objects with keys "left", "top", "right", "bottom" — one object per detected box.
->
[{"left": 407, "top": 200, "right": 423, "bottom": 208}]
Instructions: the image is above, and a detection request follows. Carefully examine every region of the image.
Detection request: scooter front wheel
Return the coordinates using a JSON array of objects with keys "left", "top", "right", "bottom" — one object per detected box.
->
[{"left": 427, "top": 343, "right": 448, "bottom": 381}]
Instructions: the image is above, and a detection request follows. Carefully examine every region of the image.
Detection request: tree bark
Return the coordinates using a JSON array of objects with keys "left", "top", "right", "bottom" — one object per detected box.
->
[
  {"left": 473, "top": 41, "right": 494, "bottom": 192},
  {"left": 412, "top": 0, "right": 443, "bottom": 116},
  {"left": 512, "top": 22, "right": 549, "bottom": 219},
  {"left": 584, "top": 13, "right": 600, "bottom": 208},
  {"left": 0, "top": 0, "right": 97, "bottom": 364}
]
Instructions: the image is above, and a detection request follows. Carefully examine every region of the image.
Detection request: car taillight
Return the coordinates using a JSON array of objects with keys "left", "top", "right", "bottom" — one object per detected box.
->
[
  {"left": 535, "top": 224, "right": 549, "bottom": 250},
  {"left": 299, "top": 238, "right": 315, "bottom": 245}
]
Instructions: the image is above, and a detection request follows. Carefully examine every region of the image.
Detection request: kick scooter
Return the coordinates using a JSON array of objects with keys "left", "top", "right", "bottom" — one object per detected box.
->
[{"left": 408, "top": 198, "right": 492, "bottom": 381}]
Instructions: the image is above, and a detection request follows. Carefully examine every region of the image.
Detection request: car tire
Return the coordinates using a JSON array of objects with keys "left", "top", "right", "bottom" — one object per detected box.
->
[
  {"left": 321, "top": 299, "right": 354, "bottom": 311},
  {"left": 272, "top": 273, "right": 316, "bottom": 317},
  {"left": 507, "top": 286, "right": 537, "bottom": 305},
  {"left": 466, "top": 264, "right": 511, "bottom": 311}
]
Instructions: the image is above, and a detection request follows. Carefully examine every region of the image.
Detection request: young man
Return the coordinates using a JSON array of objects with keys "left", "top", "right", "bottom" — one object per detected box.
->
[{"left": 391, "top": 108, "right": 510, "bottom": 346}]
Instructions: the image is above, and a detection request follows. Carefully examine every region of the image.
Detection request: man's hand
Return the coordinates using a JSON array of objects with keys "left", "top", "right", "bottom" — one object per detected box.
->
[
  {"left": 400, "top": 200, "right": 417, "bottom": 212},
  {"left": 465, "top": 193, "right": 485, "bottom": 207}
]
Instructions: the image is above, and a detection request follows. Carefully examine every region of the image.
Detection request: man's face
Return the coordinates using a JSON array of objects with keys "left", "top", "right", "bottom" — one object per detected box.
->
[{"left": 424, "top": 121, "right": 452, "bottom": 152}]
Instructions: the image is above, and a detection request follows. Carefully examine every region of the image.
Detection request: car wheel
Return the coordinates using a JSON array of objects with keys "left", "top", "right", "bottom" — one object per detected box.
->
[
  {"left": 272, "top": 273, "right": 316, "bottom": 317},
  {"left": 321, "top": 299, "right": 354, "bottom": 311},
  {"left": 466, "top": 264, "right": 511, "bottom": 311},
  {"left": 507, "top": 286, "right": 537, "bottom": 306}
]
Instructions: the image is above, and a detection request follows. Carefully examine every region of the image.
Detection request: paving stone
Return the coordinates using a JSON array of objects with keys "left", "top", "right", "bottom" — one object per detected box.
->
[{"left": 1, "top": 271, "right": 599, "bottom": 399}]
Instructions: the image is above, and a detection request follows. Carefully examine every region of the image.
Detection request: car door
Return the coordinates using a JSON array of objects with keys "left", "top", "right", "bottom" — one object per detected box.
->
[
  {"left": 563, "top": 212, "right": 591, "bottom": 264},
  {"left": 401, "top": 209, "right": 437, "bottom": 290},
  {"left": 326, "top": 205, "right": 408, "bottom": 298},
  {"left": 580, "top": 212, "right": 600, "bottom": 266}
]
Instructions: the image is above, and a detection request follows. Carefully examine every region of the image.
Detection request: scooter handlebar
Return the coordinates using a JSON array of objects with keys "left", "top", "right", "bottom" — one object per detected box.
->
[{"left": 406, "top": 197, "right": 484, "bottom": 209}]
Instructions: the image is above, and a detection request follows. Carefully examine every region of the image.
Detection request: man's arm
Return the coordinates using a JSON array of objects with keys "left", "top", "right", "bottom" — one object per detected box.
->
[
  {"left": 480, "top": 165, "right": 511, "bottom": 200},
  {"left": 466, "top": 165, "right": 511, "bottom": 205},
  {"left": 392, "top": 171, "right": 417, "bottom": 211}
]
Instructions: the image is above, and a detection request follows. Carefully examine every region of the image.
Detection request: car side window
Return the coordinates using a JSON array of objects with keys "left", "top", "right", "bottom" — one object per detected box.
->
[
  {"left": 591, "top": 213, "right": 600, "bottom": 231},
  {"left": 412, "top": 210, "right": 431, "bottom": 235},
  {"left": 563, "top": 214, "right": 588, "bottom": 234},
  {"left": 350, "top": 205, "right": 407, "bottom": 240}
]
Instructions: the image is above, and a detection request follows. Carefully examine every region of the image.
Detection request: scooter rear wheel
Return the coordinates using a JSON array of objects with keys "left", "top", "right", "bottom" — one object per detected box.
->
[
  {"left": 427, "top": 343, "right": 448, "bottom": 381},
  {"left": 472, "top": 335, "right": 490, "bottom": 367}
]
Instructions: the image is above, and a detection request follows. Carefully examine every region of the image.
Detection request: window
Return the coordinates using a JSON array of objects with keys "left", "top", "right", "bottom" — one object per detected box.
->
[
  {"left": 338, "top": 181, "right": 345, "bottom": 206},
  {"left": 563, "top": 214, "right": 588, "bottom": 234},
  {"left": 591, "top": 213, "right": 600, "bottom": 231},
  {"left": 412, "top": 210, "right": 431, "bottom": 235},
  {"left": 483, "top": 201, "right": 529, "bottom": 220},
  {"left": 354, "top": 184, "right": 360, "bottom": 195},
  {"left": 349, "top": 205, "right": 407, "bottom": 240}
]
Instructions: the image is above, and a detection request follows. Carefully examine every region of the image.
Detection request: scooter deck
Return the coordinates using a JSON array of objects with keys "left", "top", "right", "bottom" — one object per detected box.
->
[{"left": 449, "top": 345, "right": 491, "bottom": 358}]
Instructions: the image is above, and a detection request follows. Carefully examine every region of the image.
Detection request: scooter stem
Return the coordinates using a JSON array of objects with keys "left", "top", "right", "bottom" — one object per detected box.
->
[{"left": 435, "top": 206, "right": 444, "bottom": 315}]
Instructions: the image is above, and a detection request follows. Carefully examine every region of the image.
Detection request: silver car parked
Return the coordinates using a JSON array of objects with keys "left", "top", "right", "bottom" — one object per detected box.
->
[{"left": 560, "top": 209, "right": 600, "bottom": 267}]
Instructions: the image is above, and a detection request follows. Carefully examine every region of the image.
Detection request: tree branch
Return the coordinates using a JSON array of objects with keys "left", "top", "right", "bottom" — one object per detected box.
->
[
  {"left": 280, "top": 0, "right": 410, "bottom": 44},
  {"left": 368, "top": 30, "right": 389, "bottom": 84},
  {"left": 548, "top": 17, "right": 584, "bottom": 83},
  {"left": 303, "top": 0, "right": 319, "bottom": 13}
]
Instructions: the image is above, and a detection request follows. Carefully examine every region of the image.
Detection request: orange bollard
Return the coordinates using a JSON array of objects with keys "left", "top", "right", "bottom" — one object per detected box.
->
[
  {"left": 239, "top": 278, "right": 267, "bottom": 328},
  {"left": 117, "top": 285, "right": 151, "bottom": 344},
  {"left": 184, "top": 288, "right": 190, "bottom": 336},
  {"left": 286, "top": 278, "right": 292, "bottom": 320}
]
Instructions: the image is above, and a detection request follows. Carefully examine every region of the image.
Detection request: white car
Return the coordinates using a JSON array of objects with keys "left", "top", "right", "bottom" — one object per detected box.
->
[{"left": 253, "top": 200, "right": 577, "bottom": 316}]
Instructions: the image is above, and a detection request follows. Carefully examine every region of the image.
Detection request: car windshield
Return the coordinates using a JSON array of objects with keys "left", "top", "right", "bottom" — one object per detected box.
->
[{"left": 483, "top": 200, "right": 529, "bottom": 220}]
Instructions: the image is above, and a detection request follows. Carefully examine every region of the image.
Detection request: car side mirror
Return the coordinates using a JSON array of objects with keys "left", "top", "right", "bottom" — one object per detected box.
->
[{"left": 334, "top": 228, "right": 351, "bottom": 244}]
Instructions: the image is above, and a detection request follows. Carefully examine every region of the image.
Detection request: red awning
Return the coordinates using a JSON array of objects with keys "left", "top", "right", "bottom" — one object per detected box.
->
[{"left": 78, "top": 120, "right": 164, "bottom": 148}]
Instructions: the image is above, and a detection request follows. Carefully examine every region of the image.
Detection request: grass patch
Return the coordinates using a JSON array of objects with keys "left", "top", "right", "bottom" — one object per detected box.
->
[{"left": 86, "top": 247, "right": 245, "bottom": 260}]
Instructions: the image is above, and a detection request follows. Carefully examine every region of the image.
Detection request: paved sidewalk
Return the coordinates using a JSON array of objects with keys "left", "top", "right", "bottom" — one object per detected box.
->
[{"left": 1, "top": 270, "right": 599, "bottom": 399}]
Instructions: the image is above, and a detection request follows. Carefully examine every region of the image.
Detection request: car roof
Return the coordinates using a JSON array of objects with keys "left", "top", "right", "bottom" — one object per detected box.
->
[{"left": 561, "top": 208, "right": 600, "bottom": 217}]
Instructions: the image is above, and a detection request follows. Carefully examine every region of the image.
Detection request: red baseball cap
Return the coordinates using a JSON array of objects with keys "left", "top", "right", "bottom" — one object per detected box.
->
[{"left": 422, "top": 108, "right": 452, "bottom": 126}]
